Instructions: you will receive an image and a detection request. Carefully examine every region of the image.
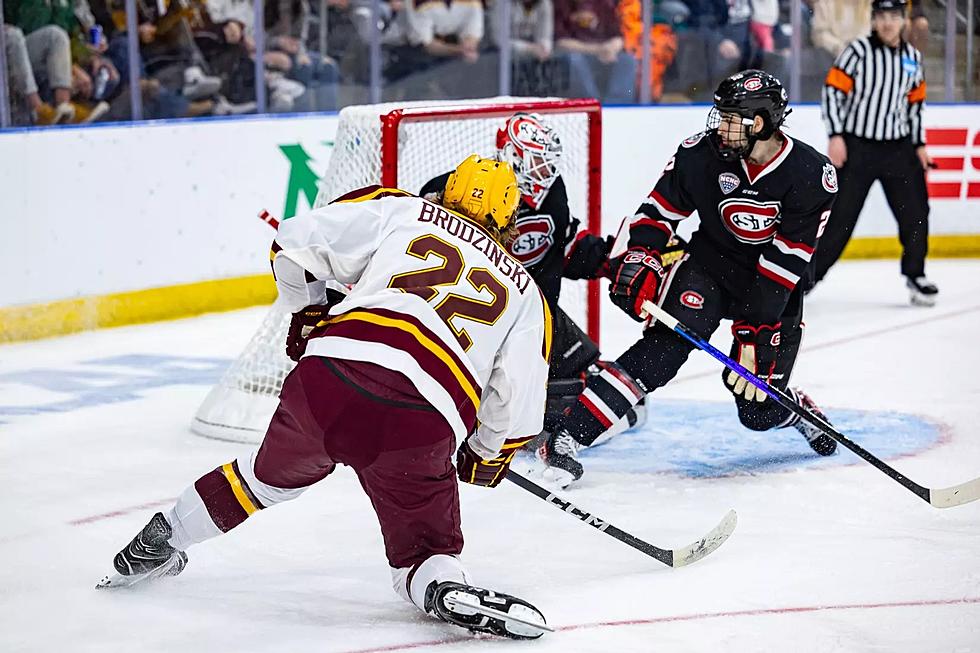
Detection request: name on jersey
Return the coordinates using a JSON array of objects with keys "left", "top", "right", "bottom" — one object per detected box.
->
[
  {"left": 718, "top": 198, "right": 781, "bottom": 244},
  {"left": 418, "top": 202, "right": 532, "bottom": 294}
]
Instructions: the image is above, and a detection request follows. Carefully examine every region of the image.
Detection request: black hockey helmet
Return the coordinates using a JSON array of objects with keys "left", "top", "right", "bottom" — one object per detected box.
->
[
  {"left": 872, "top": 0, "right": 907, "bottom": 13},
  {"left": 706, "top": 69, "right": 791, "bottom": 161}
]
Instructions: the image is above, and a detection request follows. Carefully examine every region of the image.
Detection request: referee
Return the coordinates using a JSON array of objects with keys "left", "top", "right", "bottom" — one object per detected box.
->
[{"left": 814, "top": 0, "right": 938, "bottom": 306}]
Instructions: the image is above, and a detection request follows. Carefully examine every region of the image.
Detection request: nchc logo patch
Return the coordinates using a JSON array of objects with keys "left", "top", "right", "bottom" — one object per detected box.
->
[
  {"left": 718, "top": 172, "right": 740, "bottom": 194},
  {"left": 718, "top": 198, "right": 781, "bottom": 244}
]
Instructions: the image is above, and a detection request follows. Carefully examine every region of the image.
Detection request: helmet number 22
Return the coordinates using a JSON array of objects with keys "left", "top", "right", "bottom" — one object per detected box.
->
[{"left": 388, "top": 234, "right": 509, "bottom": 351}]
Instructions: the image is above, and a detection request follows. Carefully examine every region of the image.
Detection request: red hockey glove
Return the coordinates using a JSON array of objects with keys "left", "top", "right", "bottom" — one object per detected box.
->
[
  {"left": 456, "top": 436, "right": 533, "bottom": 488},
  {"left": 608, "top": 247, "right": 665, "bottom": 322},
  {"left": 285, "top": 289, "right": 345, "bottom": 362},
  {"left": 726, "top": 321, "right": 781, "bottom": 402}
]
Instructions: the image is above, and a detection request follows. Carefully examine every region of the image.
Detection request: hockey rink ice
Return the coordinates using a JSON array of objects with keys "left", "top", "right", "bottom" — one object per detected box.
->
[{"left": 2, "top": 259, "right": 979, "bottom": 652}]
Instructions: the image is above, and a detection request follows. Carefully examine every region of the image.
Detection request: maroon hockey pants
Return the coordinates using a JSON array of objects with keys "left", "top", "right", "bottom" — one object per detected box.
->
[{"left": 252, "top": 356, "right": 463, "bottom": 569}]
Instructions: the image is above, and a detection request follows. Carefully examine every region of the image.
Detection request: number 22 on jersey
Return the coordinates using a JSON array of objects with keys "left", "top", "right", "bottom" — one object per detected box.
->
[{"left": 388, "top": 234, "right": 509, "bottom": 351}]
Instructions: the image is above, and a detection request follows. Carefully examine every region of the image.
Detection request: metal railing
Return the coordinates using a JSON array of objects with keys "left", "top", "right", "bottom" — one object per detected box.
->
[{"left": 1, "top": 0, "right": 976, "bottom": 129}]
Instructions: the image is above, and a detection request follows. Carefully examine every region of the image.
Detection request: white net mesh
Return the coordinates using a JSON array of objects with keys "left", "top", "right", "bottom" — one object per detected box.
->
[{"left": 192, "top": 97, "right": 598, "bottom": 442}]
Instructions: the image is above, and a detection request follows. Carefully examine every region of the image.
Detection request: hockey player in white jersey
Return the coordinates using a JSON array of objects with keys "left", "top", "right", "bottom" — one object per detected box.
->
[{"left": 97, "top": 155, "right": 553, "bottom": 640}]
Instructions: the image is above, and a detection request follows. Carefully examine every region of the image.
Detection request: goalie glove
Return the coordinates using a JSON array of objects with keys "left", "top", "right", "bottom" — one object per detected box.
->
[
  {"left": 456, "top": 436, "right": 533, "bottom": 488},
  {"left": 726, "top": 321, "right": 780, "bottom": 402},
  {"left": 285, "top": 288, "right": 346, "bottom": 362},
  {"left": 608, "top": 247, "right": 665, "bottom": 322}
]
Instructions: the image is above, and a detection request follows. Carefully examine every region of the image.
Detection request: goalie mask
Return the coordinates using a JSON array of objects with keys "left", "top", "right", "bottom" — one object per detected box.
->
[
  {"left": 496, "top": 113, "right": 563, "bottom": 209},
  {"left": 707, "top": 69, "right": 791, "bottom": 162}
]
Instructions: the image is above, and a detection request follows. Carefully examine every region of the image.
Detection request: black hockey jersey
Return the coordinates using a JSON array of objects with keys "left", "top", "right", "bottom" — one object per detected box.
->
[
  {"left": 619, "top": 131, "right": 838, "bottom": 325},
  {"left": 420, "top": 173, "right": 610, "bottom": 309}
]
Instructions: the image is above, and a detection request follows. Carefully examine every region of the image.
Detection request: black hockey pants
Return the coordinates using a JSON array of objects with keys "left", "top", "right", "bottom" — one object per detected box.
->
[
  {"left": 812, "top": 135, "right": 930, "bottom": 283},
  {"left": 561, "top": 254, "right": 804, "bottom": 446}
]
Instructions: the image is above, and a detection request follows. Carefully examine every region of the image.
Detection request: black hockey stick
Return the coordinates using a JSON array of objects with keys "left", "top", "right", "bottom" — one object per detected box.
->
[
  {"left": 641, "top": 300, "right": 980, "bottom": 509},
  {"left": 506, "top": 470, "right": 737, "bottom": 567}
]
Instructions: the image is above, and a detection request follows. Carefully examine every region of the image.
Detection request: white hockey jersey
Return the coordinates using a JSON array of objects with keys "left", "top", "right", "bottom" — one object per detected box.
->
[{"left": 271, "top": 185, "right": 552, "bottom": 459}]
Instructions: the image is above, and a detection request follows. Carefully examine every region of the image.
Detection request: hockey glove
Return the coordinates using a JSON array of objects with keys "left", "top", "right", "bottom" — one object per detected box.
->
[
  {"left": 726, "top": 321, "right": 781, "bottom": 403},
  {"left": 285, "top": 289, "right": 345, "bottom": 362},
  {"left": 456, "top": 436, "right": 533, "bottom": 488},
  {"left": 608, "top": 247, "right": 665, "bottom": 322}
]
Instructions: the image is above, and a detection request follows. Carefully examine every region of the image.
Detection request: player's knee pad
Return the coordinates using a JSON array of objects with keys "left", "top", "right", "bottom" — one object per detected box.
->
[{"left": 562, "top": 361, "right": 647, "bottom": 446}]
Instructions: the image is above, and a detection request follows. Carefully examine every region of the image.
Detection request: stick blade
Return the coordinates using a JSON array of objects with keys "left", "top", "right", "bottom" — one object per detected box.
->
[
  {"left": 671, "top": 509, "right": 738, "bottom": 568},
  {"left": 930, "top": 476, "right": 980, "bottom": 508}
]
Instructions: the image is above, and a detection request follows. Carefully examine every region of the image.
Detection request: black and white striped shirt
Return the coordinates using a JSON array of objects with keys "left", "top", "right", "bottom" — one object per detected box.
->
[{"left": 822, "top": 33, "right": 927, "bottom": 145}]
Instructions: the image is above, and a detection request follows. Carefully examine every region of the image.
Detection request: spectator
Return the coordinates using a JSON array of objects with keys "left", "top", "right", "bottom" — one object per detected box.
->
[
  {"left": 750, "top": 0, "right": 778, "bottom": 52},
  {"left": 906, "top": 0, "right": 928, "bottom": 52},
  {"left": 3, "top": 1, "right": 76, "bottom": 122},
  {"left": 265, "top": 0, "right": 339, "bottom": 111},
  {"left": 811, "top": 0, "right": 871, "bottom": 59},
  {"left": 676, "top": 0, "right": 752, "bottom": 98},
  {"left": 495, "top": 0, "right": 567, "bottom": 96},
  {"left": 553, "top": 0, "right": 637, "bottom": 103},
  {"left": 204, "top": 0, "right": 308, "bottom": 111},
  {"left": 403, "top": 0, "right": 483, "bottom": 64},
  {"left": 4, "top": 23, "right": 65, "bottom": 124},
  {"left": 617, "top": 0, "right": 677, "bottom": 102}
]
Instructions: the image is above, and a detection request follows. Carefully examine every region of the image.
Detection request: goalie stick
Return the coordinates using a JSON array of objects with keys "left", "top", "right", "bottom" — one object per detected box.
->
[
  {"left": 506, "top": 471, "right": 737, "bottom": 567},
  {"left": 641, "top": 300, "right": 980, "bottom": 509}
]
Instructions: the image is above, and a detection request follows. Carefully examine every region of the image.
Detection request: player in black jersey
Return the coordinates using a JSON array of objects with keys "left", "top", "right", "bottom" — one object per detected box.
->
[
  {"left": 539, "top": 70, "right": 840, "bottom": 489},
  {"left": 421, "top": 112, "right": 646, "bottom": 436}
]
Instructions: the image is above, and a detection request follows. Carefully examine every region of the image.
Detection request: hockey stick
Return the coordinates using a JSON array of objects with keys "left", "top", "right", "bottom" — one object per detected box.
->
[
  {"left": 506, "top": 471, "right": 737, "bottom": 567},
  {"left": 641, "top": 300, "right": 980, "bottom": 509}
]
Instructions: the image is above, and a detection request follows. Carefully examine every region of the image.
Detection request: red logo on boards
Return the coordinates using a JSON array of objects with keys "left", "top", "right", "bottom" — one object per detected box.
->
[
  {"left": 718, "top": 198, "right": 781, "bottom": 244},
  {"left": 924, "top": 127, "right": 980, "bottom": 200},
  {"left": 680, "top": 291, "right": 704, "bottom": 310}
]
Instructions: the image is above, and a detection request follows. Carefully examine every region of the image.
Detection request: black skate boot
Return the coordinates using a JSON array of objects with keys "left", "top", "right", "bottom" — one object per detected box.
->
[
  {"left": 906, "top": 276, "right": 938, "bottom": 307},
  {"left": 96, "top": 512, "right": 188, "bottom": 589},
  {"left": 425, "top": 581, "right": 550, "bottom": 639},
  {"left": 537, "top": 428, "right": 584, "bottom": 488},
  {"left": 790, "top": 389, "right": 837, "bottom": 456}
]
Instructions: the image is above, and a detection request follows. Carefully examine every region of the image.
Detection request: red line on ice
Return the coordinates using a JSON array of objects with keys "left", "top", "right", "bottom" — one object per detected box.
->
[
  {"left": 68, "top": 498, "right": 176, "bottom": 525},
  {"left": 343, "top": 597, "right": 980, "bottom": 652}
]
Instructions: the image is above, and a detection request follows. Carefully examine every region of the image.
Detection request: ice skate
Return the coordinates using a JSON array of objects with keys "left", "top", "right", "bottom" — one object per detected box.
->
[
  {"left": 537, "top": 428, "right": 584, "bottom": 488},
  {"left": 425, "top": 581, "right": 551, "bottom": 639},
  {"left": 906, "top": 276, "right": 938, "bottom": 307},
  {"left": 791, "top": 389, "right": 838, "bottom": 456},
  {"left": 96, "top": 512, "right": 188, "bottom": 589}
]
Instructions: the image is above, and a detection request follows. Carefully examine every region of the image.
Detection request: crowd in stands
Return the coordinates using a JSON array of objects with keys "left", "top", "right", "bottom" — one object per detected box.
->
[{"left": 2, "top": 0, "right": 933, "bottom": 127}]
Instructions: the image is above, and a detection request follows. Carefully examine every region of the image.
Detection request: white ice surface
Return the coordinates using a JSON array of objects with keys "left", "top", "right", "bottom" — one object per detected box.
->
[{"left": 2, "top": 260, "right": 979, "bottom": 652}]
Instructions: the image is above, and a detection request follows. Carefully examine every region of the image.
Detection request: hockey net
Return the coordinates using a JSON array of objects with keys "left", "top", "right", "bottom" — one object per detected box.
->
[{"left": 192, "top": 97, "right": 602, "bottom": 443}]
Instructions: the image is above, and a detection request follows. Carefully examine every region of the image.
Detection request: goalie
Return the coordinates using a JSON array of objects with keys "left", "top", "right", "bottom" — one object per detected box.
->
[
  {"left": 98, "top": 155, "right": 552, "bottom": 640},
  {"left": 421, "top": 112, "right": 647, "bottom": 444}
]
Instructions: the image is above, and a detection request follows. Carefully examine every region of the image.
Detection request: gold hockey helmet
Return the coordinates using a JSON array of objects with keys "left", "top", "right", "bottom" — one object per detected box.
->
[{"left": 443, "top": 155, "right": 520, "bottom": 242}]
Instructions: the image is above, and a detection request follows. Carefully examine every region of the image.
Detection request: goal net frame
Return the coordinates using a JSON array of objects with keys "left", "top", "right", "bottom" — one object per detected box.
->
[{"left": 191, "top": 97, "right": 603, "bottom": 443}]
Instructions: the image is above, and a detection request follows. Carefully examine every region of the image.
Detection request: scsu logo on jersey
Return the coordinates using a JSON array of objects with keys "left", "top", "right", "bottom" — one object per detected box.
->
[
  {"left": 822, "top": 163, "right": 838, "bottom": 193},
  {"left": 680, "top": 291, "right": 704, "bottom": 310},
  {"left": 508, "top": 214, "right": 554, "bottom": 266},
  {"left": 719, "top": 198, "right": 781, "bottom": 244},
  {"left": 681, "top": 132, "right": 704, "bottom": 148}
]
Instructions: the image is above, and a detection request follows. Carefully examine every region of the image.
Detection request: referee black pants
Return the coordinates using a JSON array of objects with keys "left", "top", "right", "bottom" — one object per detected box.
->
[{"left": 813, "top": 135, "right": 930, "bottom": 283}]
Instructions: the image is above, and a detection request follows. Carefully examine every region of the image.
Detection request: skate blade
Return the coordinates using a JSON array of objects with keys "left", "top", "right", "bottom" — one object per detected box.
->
[
  {"left": 909, "top": 292, "right": 936, "bottom": 307},
  {"left": 95, "top": 552, "right": 186, "bottom": 590},
  {"left": 444, "top": 593, "right": 553, "bottom": 638}
]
